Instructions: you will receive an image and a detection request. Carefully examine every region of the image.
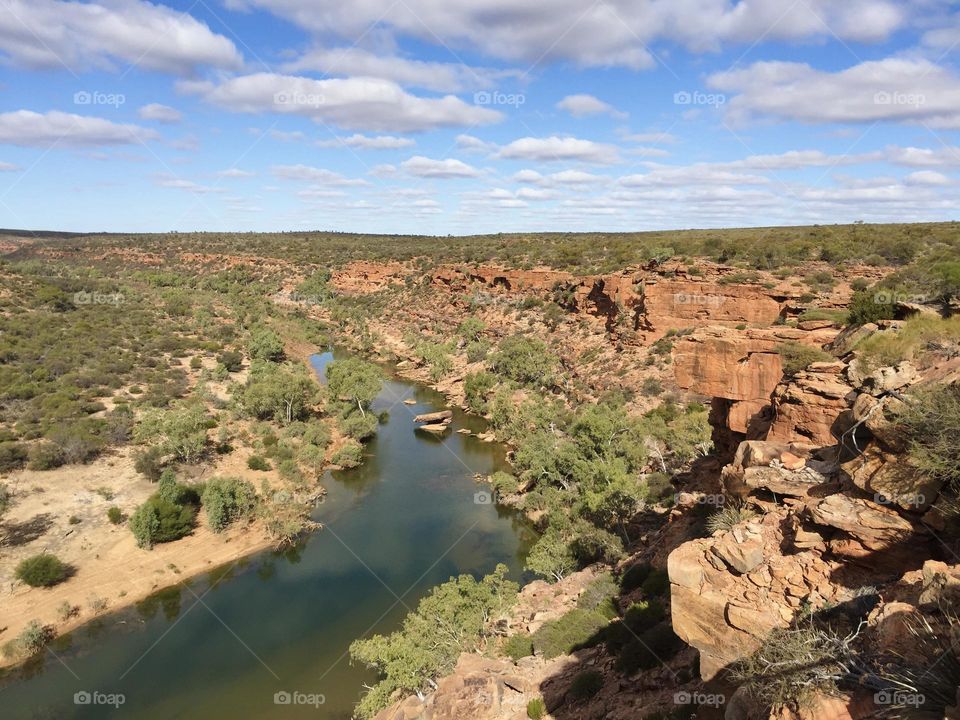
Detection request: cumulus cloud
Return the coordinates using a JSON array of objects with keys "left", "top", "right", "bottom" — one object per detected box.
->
[
  {"left": 400, "top": 156, "right": 481, "bottom": 178},
  {"left": 904, "top": 170, "right": 953, "bottom": 186},
  {"left": 620, "top": 164, "right": 769, "bottom": 187},
  {"left": 217, "top": 168, "right": 256, "bottom": 178},
  {"left": 0, "top": 161, "right": 20, "bottom": 171},
  {"left": 192, "top": 72, "right": 502, "bottom": 133},
  {"left": 456, "top": 134, "right": 497, "bottom": 153},
  {"left": 497, "top": 136, "right": 620, "bottom": 164},
  {"left": 224, "top": 0, "right": 905, "bottom": 69},
  {"left": 710, "top": 58, "right": 960, "bottom": 128},
  {"left": 316, "top": 133, "right": 415, "bottom": 149},
  {"left": 883, "top": 145, "right": 960, "bottom": 167},
  {"left": 0, "top": 0, "right": 242, "bottom": 74},
  {"left": 138, "top": 104, "right": 183, "bottom": 124},
  {"left": 556, "top": 94, "right": 626, "bottom": 118},
  {"left": 0, "top": 110, "right": 157, "bottom": 147},
  {"left": 282, "top": 47, "right": 506, "bottom": 93},
  {"left": 271, "top": 164, "right": 369, "bottom": 185},
  {"left": 156, "top": 177, "right": 224, "bottom": 194}
]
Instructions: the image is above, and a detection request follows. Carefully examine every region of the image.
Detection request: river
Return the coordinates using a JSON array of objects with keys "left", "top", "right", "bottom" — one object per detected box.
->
[{"left": 0, "top": 351, "right": 535, "bottom": 719}]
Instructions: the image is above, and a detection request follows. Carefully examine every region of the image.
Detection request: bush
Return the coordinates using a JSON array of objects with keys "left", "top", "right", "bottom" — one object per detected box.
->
[
  {"left": 247, "top": 455, "right": 271, "bottom": 471},
  {"left": 129, "top": 495, "right": 196, "bottom": 549},
  {"left": 489, "top": 335, "right": 556, "bottom": 386},
  {"left": 248, "top": 327, "right": 284, "bottom": 362},
  {"left": 642, "top": 378, "right": 663, "bottom": 396},
  {"left": 2, "top": 620, "right": 53, "bottom": 658},
  {"left": 527, "top": 698, "right": 547, "bottom": 719},
  {"left": 0, "top": 483, "right": 9, "bottom": 517},
  {"left": 217, "top": 350, "right": 243, "bottom": 373},
  {"left": 776, "top": 342, "right": 832, "bottom": 376},
  {"left": 27, "top": 441, "right": 63, "bottom": 470},
  {"left": 201, "top": 476, "right": 257, "bottom": 532},
  {"left": 133, "top": 446, "right": 165, "bottom": 481},
  {"left": 0, "top": 441, "right": 27, "bottom": 472},
  {"left": 465, "top": 340, "right": 490, "bottom": 363},
  {"left": 568, "top": 670, "right": 604, "bottom": 701},
  {"left": 847, "top": 288, "right": 896, "bottom": 326},
  {"left": 464, "top": 371, "right": 496, "bottom": 413},
  {"left": 531, "top": 608, "right": 608, "bottom": 659},
  {"left": 503, "top": 633, "right": 534, "bottom": 661},
  {"left": 897, "top": 384, "right": 960, "bottom": 494},
  {"left": 332, "top": 440, "right": 364, "bottom": 468},
  {"left": 340, "top": 411, "right": 378, "bottom": 441},
  {"left": 707, "top": 503, "right": 757, "bottom": 533},
  {"left": 107, "top": 506, "right": 124, "bottom": 524},
  {"left": 15, "top": 553, "right": 68, "bottom": 587}
]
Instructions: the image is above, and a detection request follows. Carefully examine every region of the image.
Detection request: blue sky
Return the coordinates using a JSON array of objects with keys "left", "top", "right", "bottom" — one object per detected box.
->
[{"left": 0, "top": 0, "right": 958, "bottom": 234}]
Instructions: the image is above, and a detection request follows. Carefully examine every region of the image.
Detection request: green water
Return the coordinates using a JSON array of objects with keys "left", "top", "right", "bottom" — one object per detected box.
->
[{"left": 1, "top": 351, "right": 535, "bottom": 719}]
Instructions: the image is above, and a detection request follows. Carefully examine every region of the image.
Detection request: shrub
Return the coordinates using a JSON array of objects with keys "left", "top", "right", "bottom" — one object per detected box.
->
[
  {"left": 2, "top": 620, "right": 53, "bottom": 658},
  {"left": 897, "top": 384, "right": 960, "bottom": 494},
  {"left": 503, "top": 633, "right": 534, "bottom": 661},
  {"left": 577, "top": 572, "right": 619, "bottom": 620},
  {"left": 707, "top": 503, "right": 757, "bottom": 533},
  {"left": 217, "top": 350, "right": 243, "bottom": 373},
  {"left": 465, "top": 339, "right": 491, "bottom": 363},
  {"left": 332, "top": 440, "right": 364, "bottom": 468},
  {"left": 527, "top": 698, "right": 547, "bottom": 719},
  {"left": 340, "top": 411, "right": 378, "bottom": 441},
  {"left": 776, "top": 342, "right": 832, "bottom": 376},
  {"left": 0, "top": 441, "right": 27, "bottom": 472},
  {"left": 847, "top": 288, "right": 896, "bottom": 326},
  {"left": 129, "top": 495, "right": 196, "bottom": 549},
  {"left": 246, "top": 453, "right": 271, "bottom": 471},
  {"left": 568, "top": 670, "right": 604, "bottom": 701},
  {"left": 489, "top": 471, "right": 518, "bottom": 497},
  {"left": 489, "top": 336, "right": 556, "bottom": 386},
  {"left": 642, "top": 378, "right": 663, "bottom": 396},
  {"left": 531, "top": 608, "right": 608, "bottom": 659},
  {"left": 202, "top": 476, "right": 257, "bottom": 532},
  {"left": 248, "top": 327, "right": 284, "bottom": 362},
  {"left": 107, "top": 506, "right": 124, "bottom": 524},
  {"left": 15, "top": 553, "right": 68, "bottom": 587},
  {"left": 624, "top": 599, "right": 666, "bottom": 634},
  {"left": 133, "top": 446, "right": 165, "bottom": 481},
  {"left": 464, "top": 371, "right": 496, "bottom": 413},
  {"left": 27, "top": 441, "right": 63, "bottom": 470}
]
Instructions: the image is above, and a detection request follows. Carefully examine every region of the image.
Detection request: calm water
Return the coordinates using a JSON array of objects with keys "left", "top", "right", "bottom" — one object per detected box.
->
[{"left": 1, "top": 351, "right": 535, "bottom": 719}]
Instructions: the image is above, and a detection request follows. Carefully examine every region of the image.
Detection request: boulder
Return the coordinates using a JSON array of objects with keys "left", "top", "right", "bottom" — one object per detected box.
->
[
  {"left": 855, "top": 361, "right": 920, "bottom": 396},
  {"left": 841, "top": 445, "right": 941, "bottom": 512},
  {"left": 765, "top": 362, "right": 853, "bottom": 447},
  {"left": 414, "top": 410, "right": 454, "bottom": 424},
  {"left": 808, "top": 494, "right": 915, "bottom": 550}
]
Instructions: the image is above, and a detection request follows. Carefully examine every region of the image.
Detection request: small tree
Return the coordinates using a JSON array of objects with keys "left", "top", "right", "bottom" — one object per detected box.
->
[
  {"left": 201, "top": 477, "right": 257, "bottom": 532},
  {"left": 326, "top": 358, "right": 383, "bottom": 417},
  {"left": 129, "top": 495, "right": 196, "bottom": 549},
  {"left": 237, "top": 362, "right": 317, "bottom": 424},
  {"left": 248, "top": 326, "right": 284, "bottom": 362},
  {"left": 15, "top": 554, "right": 69, "bottom": 587},
  {"left": 525, "top": 529, "right": 576, "bottom": 582}
]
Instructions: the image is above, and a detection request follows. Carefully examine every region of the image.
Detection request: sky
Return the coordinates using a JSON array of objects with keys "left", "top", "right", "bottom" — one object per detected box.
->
[{"left": 0, "top": 0, "right": 958, "bottom": 234}]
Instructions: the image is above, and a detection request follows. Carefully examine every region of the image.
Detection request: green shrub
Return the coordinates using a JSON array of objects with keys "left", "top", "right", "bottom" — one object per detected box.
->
[
  {"left": 642, "top": 378, "right": 663, "bottom": 396},
  {"left": 248, "top": 326, "right": 284, "bottom": 362},
  {"left": 464, "top": 371, "right": 497, "bottom": 413},
  {"left": 489, "top": 471, "right": 518, "bottom": 497},
  {"left": 15, "top": 553, "right": 69, "bottom": 587},
  {"left": 465, "top": 339, "right": 491, "bottom": 363},
  {"left": 201, "top": 476, "right": 257, "bottom": 532},
  {"left": 568, "top": 670, "right": 604, "bottom": 701},
  {"left": 107, "top": 506, "right": 124, "bottom": 524},
  {"left": 0, "top": 441, "right": 27, "bottom": 472},
  {"left": 332, "top": 440, "right": 364, "bottom": 468},
  {"left": 503, "top": 633, "right": 534, "bottom": 661},
  {"left": 217, "top": 350, "right": 243, "bottom": 372},
  {"left": 129, "top": 495, "right": 196, "bottom": 549},
  {"left": 2, "top": 620, "right": 53, "bottom": 658},
  {"left": 489, "top": 335, "right": 556, "bottom": 386},
  {"left": 847, "top": 289, "right": 896, "bottom": 326},
  {"left": 531, "top": 608, "right": 608, "bottom": 659},
  {"left": 27, "top": 441, "right": 63, "bottom": 470},
  {"left": 577, "top": 572, "right": 619, "bottom": 619},
  {"left": 133, "top": 446, "right": 165, "bottom": 481},
  {"left": 340, "top": 411, "right": 378, "bottom": 441},
  {"left": 776, "top": 341, "right": 832, "bottom": 376},
  {"left": 247, "top": 455, "right": 271, "bottom": 471},
  {"left": 897, "top": 384, "right": 960, "bottom": 494},
  {"left": 0, "top": 483, "right": 10, "bottom": 517},
  {"left": 527, "top": 698, "right": 547, "bottom": 719}
]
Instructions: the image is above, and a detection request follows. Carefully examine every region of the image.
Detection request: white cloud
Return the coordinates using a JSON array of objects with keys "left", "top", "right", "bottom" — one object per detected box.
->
[
  {"left": 0, "top": 161, "right": 20, "bottom": 171},
  {"left": 316, "top": 133, "right": 414, "bottom": 149},
  {"left": 271, "top": 164, "right": 369, "bottom": 185},
  {"left": 730, "top": 150, "right": 878, "bottom": 170},
  {"left": 400, "top": 156, "right": 481, "bottom": 178},
  {"left": 619, "top": 131, "right": 678, "bottom": 144},
  {"left": 904, "top": 170, "right": 952, "bottom": 186},
  {"left": 497, "top": 136, "right": 619, "bottom": 164},
  {"left": 156, "top": 177, "right": 224, "bottom": 194},
  {"left": 0, "top": 0, "right": 241, "bottom": 74},
  {"left": 224, "top": 0, "right": 905, "bottom": 70},
  {"left": 138, "top": 104, "right": 183, "bottom": 124},
  {"left": 217, "top": 168, "right": 256, "bottom": 178},
  {"left": 456, "top": 134, "right": 496, "bottom": 153},
  {"left": 620, "top": 164, "right": 769, "bottom": 187},
  {"left": 883, "top": 145, "right": 960, "bottom": 167},
  {"left": 710, "top": 58, "right": 960, "bottom": 128},
  {"left": 0, "top": 110, "right": 157, "bottom": 147},
  {"left": 556, "top": 94, "right": 626, "bottom": 118},
  {"left": 513, "top": 168, "right": 609, "bottom": 186},
  {"left": 193, "top": 73, "right": 502, "bottom": 133},
  {"left": 282, "top": 47, "right": 505, "bottom": 93}
]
